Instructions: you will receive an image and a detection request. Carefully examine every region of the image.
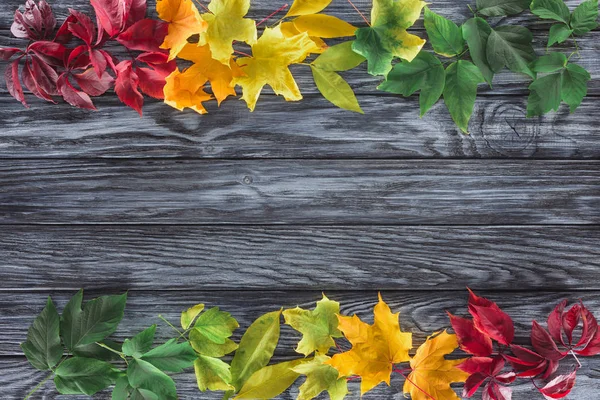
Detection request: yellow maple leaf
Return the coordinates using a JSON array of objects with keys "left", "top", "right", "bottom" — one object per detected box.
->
[
  {"left": 157, "top": 0, "right": 208, "bottom": 60},
  {"left": 403, "top": 330, "right": 469, "bottom": 400},
  {"left": 178, "top": 44, "right": 244, "bottom": 105},
  {"left": 164, "top": 67, "right": 213, "bottom": 114},
  {"left": 326, "top": 293, "right": 412, "bottom": 395},
  {"left": 280, "top": 22, "right": 327, "bottom": 53},
  {"left": 233, "top": 25, "right": 319, "bottom": 112},
  {"left": 198, "top": 0, "right": 257, "bottom": 65}
]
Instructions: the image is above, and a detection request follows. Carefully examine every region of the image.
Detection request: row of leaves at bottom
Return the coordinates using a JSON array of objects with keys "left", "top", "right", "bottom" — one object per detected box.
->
[{"left": 21, "top": 289, "right": 600, "bottom": 399}]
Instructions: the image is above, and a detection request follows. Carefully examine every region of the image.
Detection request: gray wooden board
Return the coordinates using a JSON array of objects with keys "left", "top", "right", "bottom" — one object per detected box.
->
[
  {"left": 0, "top": 159, "right": 598, "bottom": 225},
  {"left": 0, "top": 225, "right": 599, "bottom": 291}
]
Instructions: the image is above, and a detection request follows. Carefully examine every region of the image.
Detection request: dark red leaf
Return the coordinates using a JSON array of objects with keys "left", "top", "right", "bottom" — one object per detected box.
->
[
  {"left": 5, "top": 60, "right": 28, "bottom": 107},
  {"left": 0, "top": 48, "right": 23, "bottom": 61},
  {"left": 89, "top": 49, "right": 108, "bottom": 77},
  {"left": 458, "top": 356, "right": 495, "bottom": 375},
  {"left": 483, "top": 382, "right": 512, "bottom": 400},
  {"left": 467, "top": 289, "right": 515, "bottom": 346},
  {"left": 57, "top": 73, "right": 96, "bottom": 110},
  {"left": 22, "top": 59, "right": 54, "bottom": 102},
  {"left": 67, "top": 9, "right": 96, "bottom": 46},
  {"left": 562, "top": 304, "right": 581, "bottom": 345},
  {"left": 495, "top": 371, "right": 516, "bottom": 385},
  {"left": 115, "top": 60, "right": 144, "bottom": 115},
  {"left": 39, "top": 1, "right": 56, "bottom": 34},
  {"left": 54, "top": 14, "right": 77, "bottom": 43},
  {"left": 136, "top": 52, "right": 176, "bottom": 76},
  {"left": 504, "top": 345, "right": 550, "bottom": 378},
  {"left": 11, "top": 1, "right": 56, "bottom": 40},
  {"left": 99, "top": 50, "right": 117, "bottom": 73},
  {"left": 91, "top": 0, "right": 127, "bottom": 37},
  {"left": 575, "top": 304, "right": 599, "bottom": 350},
  {"left": 31, "top": 56, "right": 58, "bottom": 95},
  {"left": 135, "top": 67, "right": 166, "bottom": 99},
  {"left": 538, "top": 371, "right": 577, "bottom": 399},
  {"left": 28, "top": 41, "right": 66, "bottom": 67},
  {"left": 126, "top": 0, "right": 147, "bottom": 28},
  {"left": 73, "top": 68, "right": 114, "bottom": 96},
  {"left": 66, "top": 45, "right": 90, "bottom": 70},
  {"left": 463, "top": 373, "right": 488, "bottom": 397},
  {"left": 116, "top": 19, "right": 168, "bottom": 52},
  {"left": 12, "top": 10, "right": 33, "bottom": 39},
  {"left": 448, "top": 312, "right": 493, "bottom": 356},
  {"left": 548, "top": 300, "right": 567, "bottom": 345},
  {"left": 531, "top": 321, "right": 566, "bottom": 361}
]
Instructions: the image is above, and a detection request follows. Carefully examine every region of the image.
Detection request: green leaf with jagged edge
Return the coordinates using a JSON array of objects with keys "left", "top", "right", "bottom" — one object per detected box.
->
[
  {"left": 571, "top": 0, "right": 599, "bottom": 35},
  {"left": 443, "top": 60, "right": 485, "bottom": 134},
  {"left": 462, "top": 17, "right": 494, "bottom": 86},
  {"left": 230, "top": 310, "right": 281, "bottom": 391},
  {"left": 378, "top": 51, "right": 445, "bottom": 117},
  {"left": 60, "top": 290, "right": 127, "bottom": 354},
  {"left": 21, "top": 297, "right": 63, "bottom": 371},
  {"left": 123, "top": 325, "right": 156, "bottom": 358},
  {"left": 311, "top": 66, "right": 363, "bottom": 113},
  {"left": 235, "top": 359, "right": 305, "bottom": 399},
  {"left": 548, "top": 24, "right": 573, "bottom": 46},
  {"left": 486, "top": 25, "right": 537, "bottom": 78},
  {"left": 283, "top": 294, "right": 343, "bottom": 356},
  {"left": 140, "top": 339, "right": 197, "bottom": 372},
  {"left": 127, "top": 359, "right": 177, "bottom": 400},
  {"left": 190, "top": 329, "right": 238, "bottom": 357},
  {"left": 112, "top": 375, "right": 131, "bottom": 400},
  {"left": 531, "top": 0, "right": 571, "bottom": 24},
  {"left": 195, "top": 355, "right": 235, "bottom": 391},
  {"left": 423, "top": 7, "right": 465, "bottom": 57},
  {"left": 54, "top": 357, "right": 120, "bottom": 395},
  {"left": 312, "top": 41, "right": 366, "bottom": 71},
  {"left": 527, "top": 54, "right": 590, "bottom": 116},
  {"left": 476, "top": 0, "right": 530, "bottom": 16},
  {"left": 352, "top": 0, "right": 426, "bottom": 76},
  {"left": 193, "top": 307, "right": 239, "bottom": 344},
  {"left": 181, "top": 303, "right": 205, "bottom": 330},
  {"left": 293, "top": 354, "right": 348, "bottom": 400}
]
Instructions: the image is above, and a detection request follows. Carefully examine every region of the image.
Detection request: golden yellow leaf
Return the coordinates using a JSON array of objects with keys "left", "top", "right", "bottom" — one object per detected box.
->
[
  {"left": 403, "top": 330, "right": 469, "bottom": 400},
  {"left": 326, "top": 293, "right": 412, "bottom": 395},
  {"left": 293, "top": 14, "right": 356, "bottom": 38},
  {"left": 198, "top": 0, "right": 257, "bottom": 65},
  {"left": 164, "top": 67, "right": 213, "bottom": 114},
  {"left": 233, "top": 25, "right": 319, "bottom": 111},
  {"left": 280, "top": 22, "right": 327, "bottom": 53},
  {"left": 287, "top": 0, "right": 333, "bottom": 16},
  {"left": 157, "top": 0, "right": 208, "bottom": 60},
  {"left": 178, "top": 44, "right": 244, "bottom": 105}
]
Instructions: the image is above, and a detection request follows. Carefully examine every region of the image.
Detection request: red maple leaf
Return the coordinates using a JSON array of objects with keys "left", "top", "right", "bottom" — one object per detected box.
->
[{"left": 459, "top": 356, "right": 516, "bottom": 399}]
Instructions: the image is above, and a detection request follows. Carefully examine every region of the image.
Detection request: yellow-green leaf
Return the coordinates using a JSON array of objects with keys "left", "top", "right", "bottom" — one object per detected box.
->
[
  {"left": 293, "top": 14, "right": 357, "bottom": 38},
  {"left": 190, "top": 329, "right": 238, "bottom": 357},
  {"left": 194, "top": 355, "right": 234, "bottom": 391},
  {"left": 293, "top": 354, "right": 348, "bottom": 400},
  {"left": 312, "top": 41, "right": 366, "bottom": 71},
  {"left": 287, "top": 0, "right": 333, "bottom": 16},
  {"left": 193, "top": 307, "right": 238, "bottom": 344},
  {"left": 311, "top": 66, "right": 363, "bottom": 114},
  {"left": 234, "top": 359, "right": 304, "bottom": 399},
  {"left": 181, "top": 304, "right": 205, "bottom": 330}
]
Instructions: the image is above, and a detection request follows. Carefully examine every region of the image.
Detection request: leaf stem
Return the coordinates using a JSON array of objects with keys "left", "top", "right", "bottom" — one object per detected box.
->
[
  {"left": 159, "top": 314, "right": 184, "bottom": 336},
  {"left": 467, "top": 4, "right": 477, "bottom": 16},
  {"left": 257, "top": 3, "right": 289, "bottom": 27},
  {"left": 347, "top": 0, "right": 370, "bottom": 26},
  {"left": 570, "top": 34, "right": 581, "bottom": 58},
  {"left": 95, "top": 342, "right": 129, "bottom": 365},
  {"left": 192, "top": 0, "right": 212, "bottom": 14},
  {"left": 24, "top": 371, "right": 53, "bottom": 400},
  {"left": 570, "top": 350, "right": 582, "bottom": 369},
  {"left": 395, "top": 369, "right": 437, "bottom": 400}
]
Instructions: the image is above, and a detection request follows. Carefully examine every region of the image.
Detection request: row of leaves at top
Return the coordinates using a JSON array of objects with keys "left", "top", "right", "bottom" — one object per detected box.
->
[
  {"left": 21, "top": 289, "right": 600, "bottom": 400},
  {"left": 0, "top": 0, "right": 597, "bottom": 134}
]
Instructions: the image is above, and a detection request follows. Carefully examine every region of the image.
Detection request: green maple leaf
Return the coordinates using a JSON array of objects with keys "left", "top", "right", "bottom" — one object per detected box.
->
[
  {"left": 548, "top": 24, "right": 573, "bottom": 46},
  {"left": 378, "top": 51, "right": 445, "bottom": 117},
  {"left": 352, "top": 0, "right": 426, "bottom": 76},
  {"left": 293, "top": 354, "right": 348, "bottom": 400},
  {"left": 423, "top": 7, "right": 465, "bottom": 57},
  {"left": 21, "top": 297, "right": 63, "bottom": 371},
  {"left": 571, "top": 0, "right": 599, "bottom": 35},
  {"left": 486, "top": 25, "right": 536, "bottom": 78},
  {"left": 283, "top": 294, "right": 343, "bottom": 356}
]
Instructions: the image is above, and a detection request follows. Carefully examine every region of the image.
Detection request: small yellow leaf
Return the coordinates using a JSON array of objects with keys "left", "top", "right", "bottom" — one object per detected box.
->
[
  {"left": 311, "top": 66, "right": 363, "bottom": 113},
  {"left": 287, "top": 0, "right": 333, "bottom": 16},
  {"left": 293, "top": 14, "right": 357, "bottom": 38},
  {"left": 194, "top": 355, "right": 234, "bottom": 391},
  {"left": 157, "top": 0, "right": 208, "bottom": 60},
  {"left": 181, "top": 303, "right": 205, "bottom": 329},
  {"left": 234, "top": 359, "right": 304, "bottom": 399}
]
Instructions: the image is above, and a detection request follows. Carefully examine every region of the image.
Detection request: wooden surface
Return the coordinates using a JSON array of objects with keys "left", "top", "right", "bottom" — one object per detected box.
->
[{"left": 0, "top": 0, "right": 599, "bottom": 399}]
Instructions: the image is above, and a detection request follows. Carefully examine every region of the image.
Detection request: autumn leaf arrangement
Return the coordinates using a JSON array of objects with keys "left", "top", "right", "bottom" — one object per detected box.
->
[
  {"left": 21, "top": 289, "right": 600, "bottom": 399},
  {"left": 1, "top": 0, "right": 598, "bottom": 132}
]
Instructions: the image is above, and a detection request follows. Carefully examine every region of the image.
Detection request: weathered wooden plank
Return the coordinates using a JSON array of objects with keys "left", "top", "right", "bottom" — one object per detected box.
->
[
  {"left": 1, "top": 225, "right": 599, "bottom": 291},
  {"left": 3, "top": 355, "right": 599, "bottom": 399},
  {"left": 0, "top": 159, "right": 598, "bottom": 224},
  {"left": 0, "top": 95, "right": 599, "bottom": 159}
]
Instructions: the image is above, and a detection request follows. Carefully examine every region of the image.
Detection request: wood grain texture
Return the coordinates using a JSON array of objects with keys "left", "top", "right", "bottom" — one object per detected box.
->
[
  {"left": 0, "top": 225, "right": 599, "bottom": 291},
  {"left": 2, "top": 290, "right": 600, "bottom": 356},
  {"left": 0, "top": 159, "right": 598, "bottom": 224}
]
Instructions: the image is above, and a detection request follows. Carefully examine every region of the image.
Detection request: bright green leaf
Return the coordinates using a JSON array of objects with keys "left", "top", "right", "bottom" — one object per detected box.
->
[
  {"left": 21, "top": 297, "right": 63, "bottom": 371},
  {"left": 486, "top": 25, "right": 536, "bottom": 78},
  {"left": 235, "top": 359, "right": 304, "bottom": 399},
  {"left": 140, "top": 339, "right": 197, "bottom": 372},
  {"left": 561, "top": 63, "right": 591, "bottom": 112},
  {"left": 423, "top": 7, "right": 465, "bottom": 57},
  {"left": 312, "top": 41, "right": 366, "bottom": 71},
  {"left": 123, "top": 325, "right": 156, "bottom": 358},
  {"left": 194, "top": 355, "right": 234, "bottom": 391},
  {"left": 527, "top": 73, "right": 563, "bottom": 116},
  {"left": 531, "top": 0, "right": 571, "bottom": 24},
  {"left": 476, "top": 0, "right": 530, "bottom": 16},
  {"left": 293, "top": 354, "right": 348, "bottom": 400},
  {"left": 194, "top": 307, "right": 239, "bottom": 344},
  {"left": 377, "top": 51, "right": 445, "bottom": 116},
  {"left": 311, "top": 66, "right": 363, "bottom": 114},
  {"left": 190, "top": 329, "right": 238, "bottom": 357},
  {"left": 54, "top": 357, "right": 119, "bottom": 395},
  {"left": 60, "top": 290, "right": 127, "bottom": 353},
  {"left": 127, "top": 359, "right": 177, "bottom": 400},
  {"left": 286, "top": 0, "right": 332, "bottom": 16},
  {"left": 548, "top": 24, "right": 573, "bottom": 46},
  {"left": 112, "top": 375, "right": 131, "bottom": 400},
  {"left": 181, "top": 303, "right": 205, "bottom": 330},
  {"left": 571, "top": 0, "right": 599, "bottom": 35},
  {"left": 443, "top": 60, "right": 485, "bottom": 133},
  {"left": 462, "top": 17, "right": 494, "bottom": 86},
  {"left": 230, "top": 310, "right": 281, "bottom": 391},
  {"left": 531, "top": 53, "right": 568, "bottom": 73}
]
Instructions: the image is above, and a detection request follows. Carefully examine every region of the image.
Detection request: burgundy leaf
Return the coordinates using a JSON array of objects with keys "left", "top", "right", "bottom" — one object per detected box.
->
[
  {"left": 22, "top": 59, "right": 54, "bottom": 102},
  {"left": 66, "top": 45, "right": 90, "bottom": 70},
  {"left": 116, "top": 19, "right": 168, "bottom": 52},
  {"left": 39, "top": 1, "right": 56, "bottom": 34},
  {"left": 54, "top": 14, "right": 77, "bottom": 43},
  {"left": 57, "top": 73, "right": 96, "bottom": 110},
  {"left": 575, "top": 304, "right": 599, "bottom": 350},
  {"left": 548, "top": 300, "right": 567, "bottom": 345},
  {"left": 99, "top": 50, "right": 117, "bottom": 73},
  {"left": 5, "top": 60, "right": 28, "bottom": 107},
  {"left": 448, "top": 312, "right": 493, "bottom": 356},
  {"left": 538, "top": 371, "right": 577, "bottom": 399},
  {"left": 11, "top": 1, "right": 55, "bottom": 40},
  {"left": 30, "top": 56, "right": 58, "bottom": 95},
  {"left": 458, "top": 356, "right": 495, "bottom": 375},
  {"left": 126, "top": 0, "right": 147, "bottom": 28},
  {"left": 67, "top": 9, "right": 96, "bottom": 46},
  {"left": 483, "top": 382, "right": 512, "bottom": 400},
  {"left": 28, "top": 41, "right": 66, "bottom": 67},
  {"left": 467, "top": 289, "right": 515, "bottom": 346},
  {"left": 91, "top": 0, "right": 128, "bottom": 37},
  {"left": 562, "top": 304, "right": 581, "bottom": 344},
  {"left": 0, "top": 48, "right": 23, "bottom": 61},
  {"left": 73, "top": 68, "right": 114, "bottom": 96},
  {"left": 505, "top": 345, "right": 549, "bottom": 378},
  {"left": 463, "top": 372, "right": 488, "bottom": 397},
  {"left": 115, "top": 60, "right": 144, "bottom": 115},
  {"left": 531, "top": 321, "right": 566, "bottom": 361},
  {"left": 136, "top": 67, "right": 166, "bottom": 99},
  {"left": 12, "top": 10, "right": 34, "bottom": 39},
  {"left": 89, "top": 49, "right": 108, "bottom": 77},
  {"left": 136, "top": 52, "right": 176, "bottom": 76}
]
